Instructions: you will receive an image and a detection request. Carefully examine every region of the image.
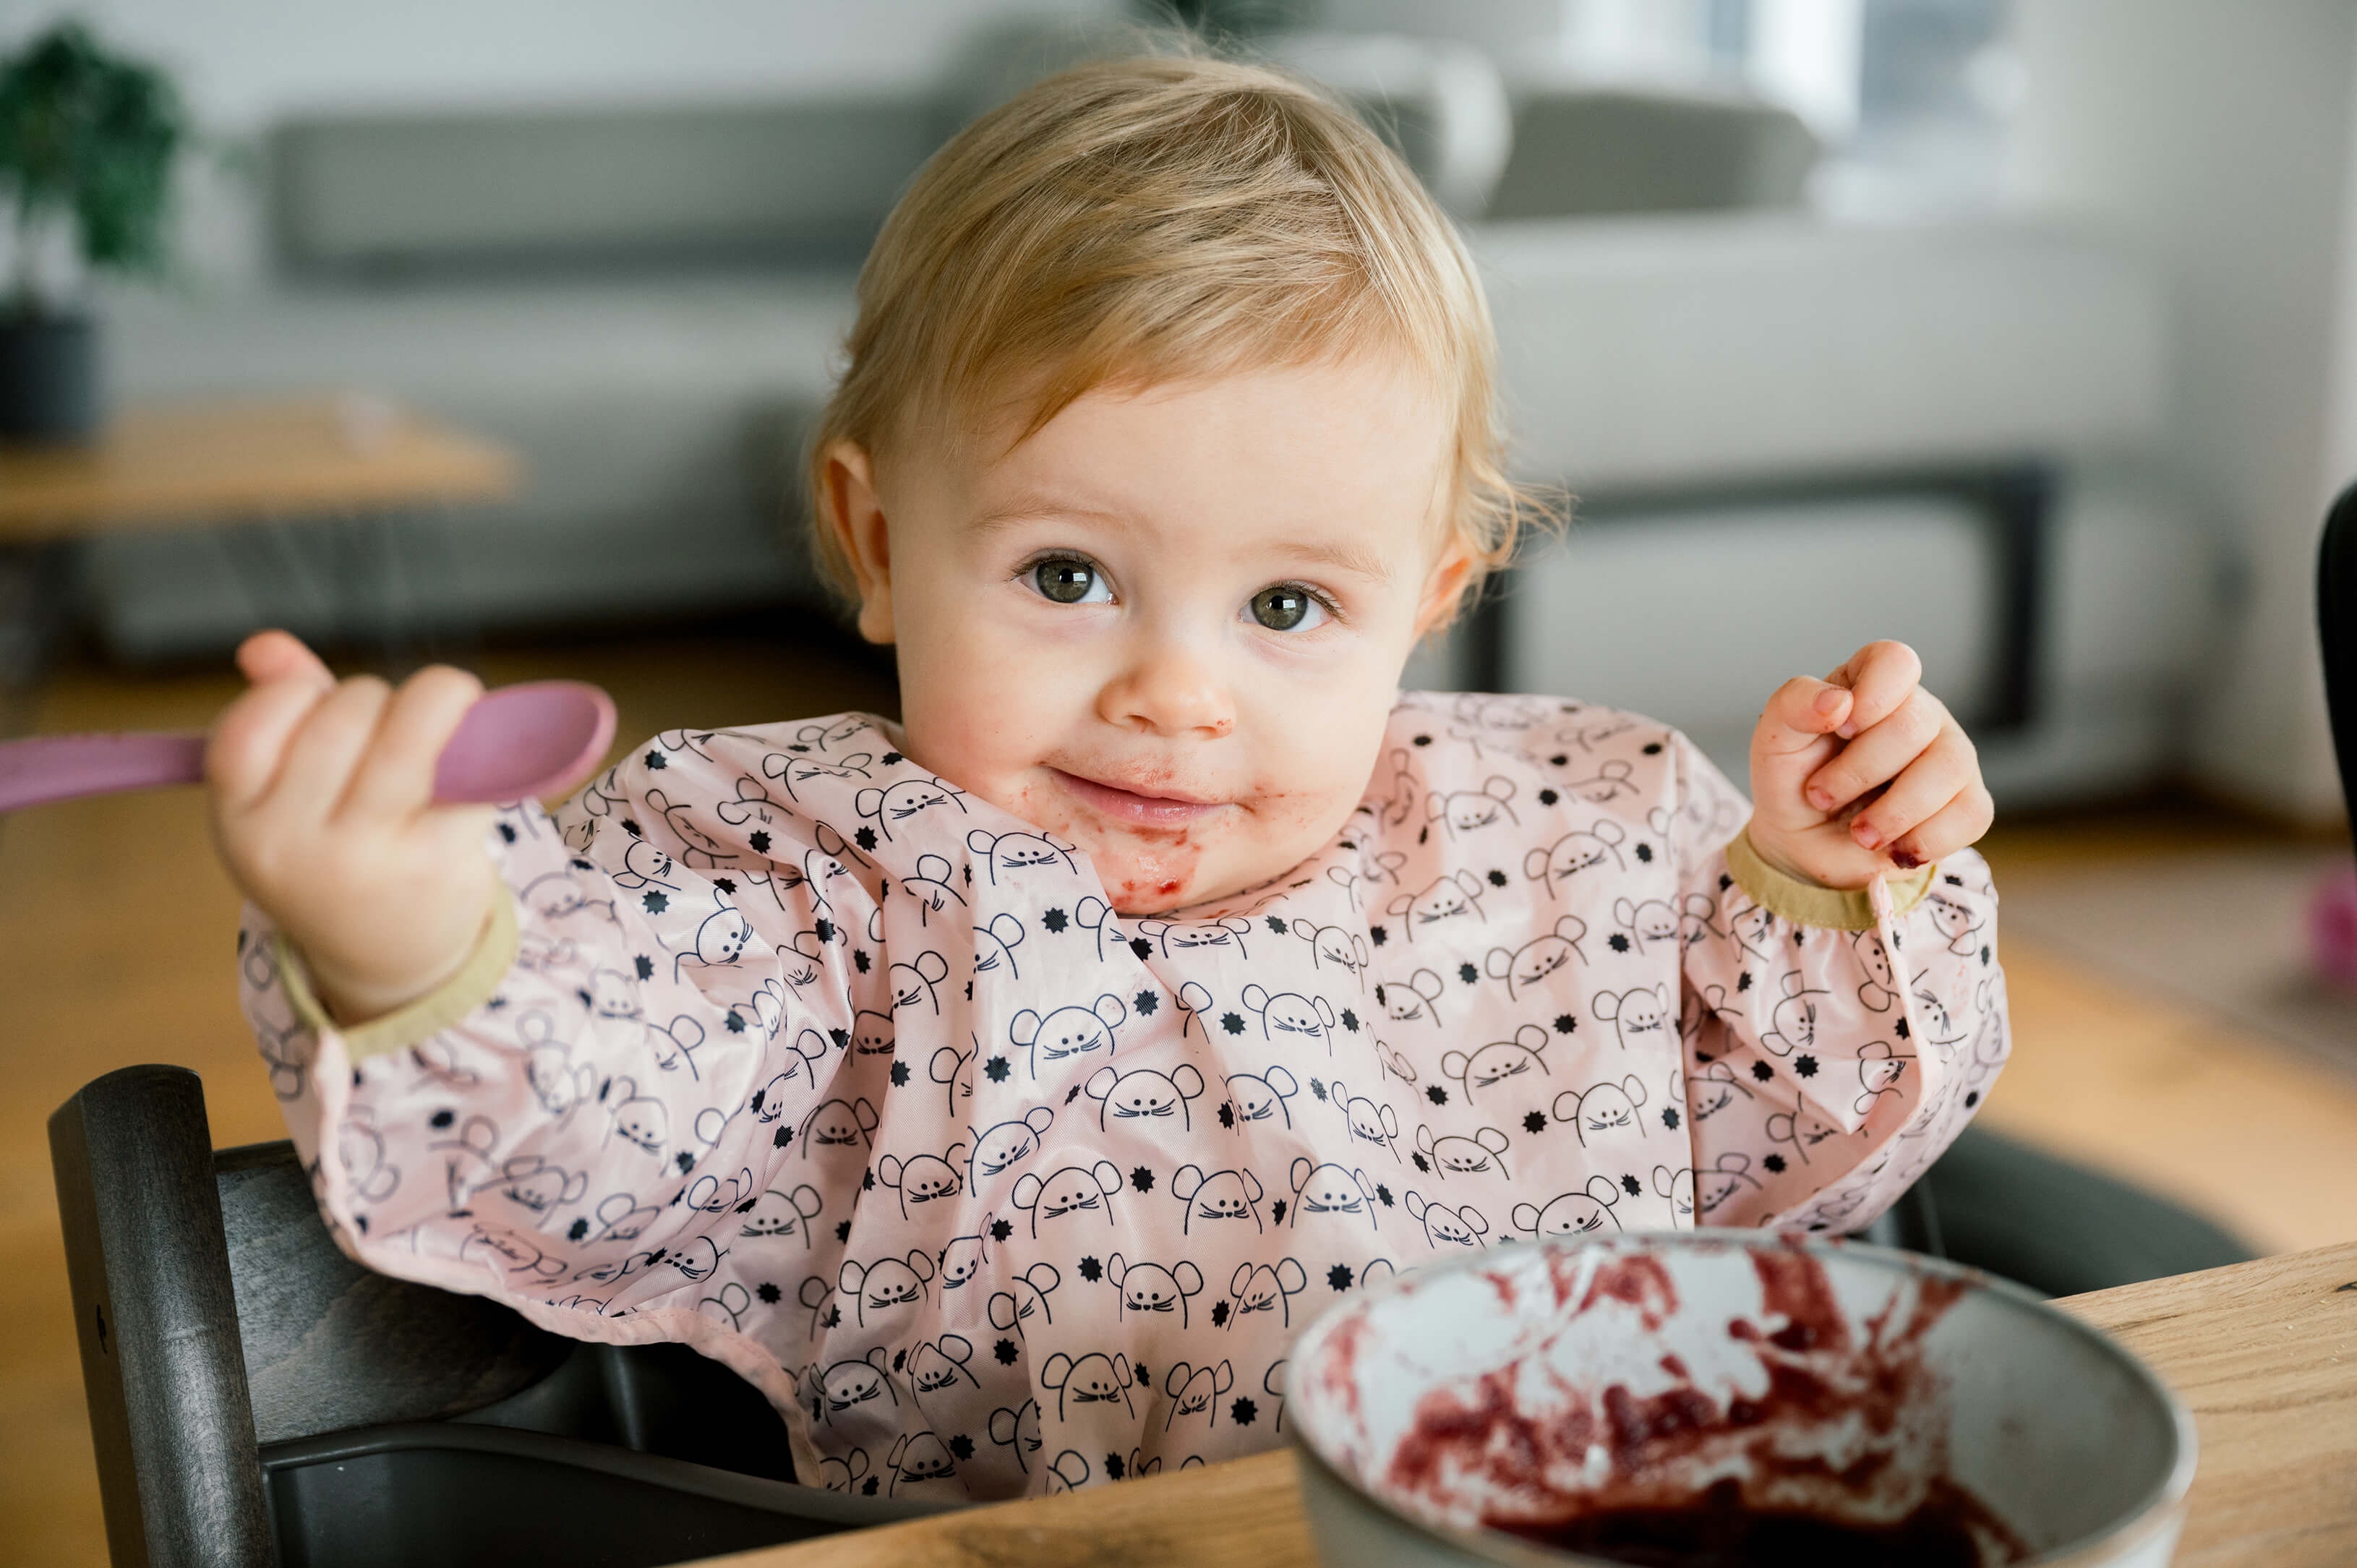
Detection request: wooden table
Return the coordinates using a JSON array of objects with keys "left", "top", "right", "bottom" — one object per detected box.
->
[
  {"left": 0, "top": 393, "right": 521, "bottom": 682},
  {"left": 687, "top": 1241, "right": 2357, "bottom": 1568},
  {"left": 0, "top": 393, "right": 517, "bottom": 539}
]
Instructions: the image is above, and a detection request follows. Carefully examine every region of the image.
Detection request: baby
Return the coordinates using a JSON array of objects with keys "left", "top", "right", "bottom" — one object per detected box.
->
[{"left": 211, "top": 56, "right": 2004, "bottom": 1501}]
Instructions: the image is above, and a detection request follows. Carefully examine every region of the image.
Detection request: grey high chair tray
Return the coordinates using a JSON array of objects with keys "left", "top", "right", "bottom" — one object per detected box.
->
[{"left": 50, "top": 1064, "right": 949, "bottom": 1568}]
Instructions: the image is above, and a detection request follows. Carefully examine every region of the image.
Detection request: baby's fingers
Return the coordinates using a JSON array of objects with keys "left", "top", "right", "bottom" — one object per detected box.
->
[
  {"left": 1805, "top": 689, "right": 1946, "bottom": 814},
  {"left": 269, "top": 675, "right": 393, "bottom": 823},
  {"left": 1887, "top": 784, "right": 1995, "bottom": 871},
  {"left": 1828, "top": 640, "right": 1923, "bottom": 740},
  {"left": 1845, "top": 723, "right": 1977, "bottom": 853},
  {"left": 208, "top": 654, "right": 335, "bottom": 813},
  {"left": 336, "top": 664, "right": 485, "bottom": 821}
]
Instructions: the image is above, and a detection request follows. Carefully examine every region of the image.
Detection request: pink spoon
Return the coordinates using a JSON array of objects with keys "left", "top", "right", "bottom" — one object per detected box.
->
[{"left": 0, "top": 680, "right": 617, "bottom": 815}]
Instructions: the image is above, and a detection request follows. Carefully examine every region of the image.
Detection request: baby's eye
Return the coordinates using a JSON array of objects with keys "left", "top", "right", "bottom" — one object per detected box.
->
[
  {"left": 1246, "top": 583, "right": 1329, "bottom": 632},
  {"left": 1030, "top": 557, "right": 1110, "bottom": 604}
]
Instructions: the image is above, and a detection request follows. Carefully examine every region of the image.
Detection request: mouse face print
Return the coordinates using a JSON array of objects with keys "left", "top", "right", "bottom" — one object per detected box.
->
[
  {"left": 1107, "top": 1254, "right": 1207, "bottom": 1327},
  {"left": 1387, "top": 870, "right": 1487, "bottom": 937},
  {"left": 853, "top": 776, "right": 969, "bottom": 844},
  {"left": 1294, "top": 919, "right": 1370, "bottom": 977},
  {"left": 1330, "top": 1081, "right": 1401, "bottom": 1160},
  {"left": 1010, "top": 1160, "right": 1122, "bottom": 1237},
  {"left": 766, "top": 748, "right": 876, "bottom": 801},
  {"left": 1760, "top": 972, "right": 1829, "bottom": 1057},
  {"left": 1482, "top": 916, "right": 1588, "bottom": 999},
  {"left": 739, "top": 1184, "right": 823, "bottom": 1247},
  {"left": 797, "top": 1097, "right": 879, "bottom": 1160},
  {"left": 1512, "top": 1174, "right": 1624, "bottom": 1238},
  {"left": 1414, "top": 1123, "right": 1510, "bottom": 1179},
  {"left": 986, "top": 1261, "right": 1061, "bottom": 1340},
  {"left": 1426, "top": 776, "right": 1518, "bottom": 836},
  {"left": 969, "top": 1105, "right": 1056, "bottom": 1187},
  {"left": 1010, "top": 993, "right": 1126, "bottom": 1077},
  {"left": 967, "top": 826, "right": 1077, "bottom": 883},
  {"left": 928, "top": 1041, "right": 977, "bottom": 1115},
  {"left": 1652, "top": 1163, "right": 1696, "bottom": 1223},
  {"left": 1685, "top": 1060, "right": 1755, "bottom": 1122},
  {"left": 486, "top": 1154, "right": 589, "bottom": 1222},
  {"left": 521, "top": 867, "right": 618, "bottom": 928},
  {"left": 1164, "top": 1360, "right": 1236, "bottom": 1430},
  {"left": 938, "top": 1229, "right": 990, "bottom": 1290},
  {"left": 749, "top": 1030, "right": 831, "bottom": 1121},
  {"left": 813, "top": 1348, "right": 899, "bottom": 1426},
  {"left": 1171, "top": 1165, "right": 1265, "bottom": 1233},
  {"left": 614, "top": 837, "right": 676, "bottom": 892},
  {"left": 675, "top": 894, "right": 755, "bottom": 983},
  {"left": 1726, "top": 899, "right": 1777, "bottom": 959},
  {"left": 1857, "top": 1040, "right": 1913, "bottom": 1112},
  {"left": 1040, "top": 1350, "right": 1134, "bottom": 1422},
  {"left": 662, "top": 1235, "right": 727, "bottom": 1283},
  {"left": 988, "top": 1399, "right": 1044, "bottom": 1473},
  {"left": 1695, "top": 1154, "right": 1762, "bottom": 1220},
  {"left": 1288, "top": 1158, "right": 1378, "bottom": 1229},
  {"left": 1566, "top": 758, "right": 1638, "bottom": 804},
  {"left": 876, "top": 1148, "right": 965, "bottom": 1220},
  {"left": 1372, "top": 1038, "right": 1419, "bottom": 1089},
  {"left": 1765, "top": 1108, "right": 1849, "bottom": 1165},
  {"left": 1924, "top": 890, "right": 1985, "bottom": 954},
  {"left": 1225, "top": 1259, "right": 1307, "bottom": 1327},
  {"left": 1134, "top": 914, "right": 1254, "bottom": 959},
  {"left": 458, "top": 1222, "right": 567, "bottom": 1281},
  {"left": 1085, "top": 1063, "right": 1206, "bottom": 1131},
  {"left": 847, "top": 1008, "right": 896, "bottom": 1061},
  {"left": 1374, "top": 968, "right": 1445, "bottom": 1027},
  {"left": 1239, "top": 984, "right": 1337, "bottom": 1049},
  {"left": 1551, "top": 1074, "right": 1649, "bottom": 1146},
  {"left": 971, "top": 913, "right": 1027, "bottom": 984},
  {"left": 1593, "top": 984, "right": 1672, "bottom": 1052},
  {"left": 886, "top": 950, "right": 950, "bottom": 1015},
  {"left": 1225, "top": 1067, "right": 1298, "bottom": 1131},
  {"left": 1524, "top": 821, "right": 1625, "bottom": 897},
  {"left": 646, "top": 1014, "right": 704, "bottom": 1079},
  {"left": 1612, "top": 896, "right": 1680, "bottom": 954},
  {"left": 604, "top": 1080, "right": 667, "bottom": 1158},
  {"left": 1403, "top": 1191, "right": 1489, "bottom": 1248},
  {"left": 839, "top": 1249, "right": 936, "bottom": 1328},
  {"left": 817, "top": 1449, "right": 870, "bottom": 1494},
  {"left": 907, "top": 1334, "right": 979, "bottom": 1423},
  {"left": 1441, "top": 1024, "right": 1551, "bottom": 1106}
]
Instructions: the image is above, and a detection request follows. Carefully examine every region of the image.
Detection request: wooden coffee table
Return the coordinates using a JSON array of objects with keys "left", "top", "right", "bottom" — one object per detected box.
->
[{"left": 0, "top": 393, "right": 523, "bottom": 690}]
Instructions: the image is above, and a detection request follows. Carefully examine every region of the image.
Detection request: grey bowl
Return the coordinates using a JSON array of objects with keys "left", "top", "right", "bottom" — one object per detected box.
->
[{"left": 1285, "top": 1231, "right": 2196, "bottom": 1567}]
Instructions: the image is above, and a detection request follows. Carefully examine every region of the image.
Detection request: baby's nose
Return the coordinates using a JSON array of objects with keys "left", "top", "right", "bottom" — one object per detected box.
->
[{"left": 1098, "top": 637, "right": 1235, "bottom": 740}]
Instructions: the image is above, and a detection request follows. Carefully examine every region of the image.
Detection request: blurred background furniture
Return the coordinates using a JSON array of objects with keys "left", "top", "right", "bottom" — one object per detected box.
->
[
  {"left": 50, "top": 1064, "right": 933, "bottom": 1568},
  {"left": 0, "top": 393, "right": 518, "bottom": 694},
  {"left": 77, "top": 14, "right": 2210, "bottom": 809}
]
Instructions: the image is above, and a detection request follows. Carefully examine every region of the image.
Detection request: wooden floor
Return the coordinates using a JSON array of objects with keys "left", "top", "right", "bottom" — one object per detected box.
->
[{"left": 4, "top": 630, "right": 2353, "bottom": 1567}]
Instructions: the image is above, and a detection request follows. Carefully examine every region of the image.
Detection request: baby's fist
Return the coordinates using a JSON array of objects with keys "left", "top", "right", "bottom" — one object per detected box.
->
[{"left": 1745, "top": 641, "right": 1991, "bottom": 890}]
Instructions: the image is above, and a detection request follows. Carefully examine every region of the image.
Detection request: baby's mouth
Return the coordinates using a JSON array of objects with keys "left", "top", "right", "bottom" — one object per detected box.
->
[{"left": 1048, "top": 768, "right": 1228, "bottom": 828}]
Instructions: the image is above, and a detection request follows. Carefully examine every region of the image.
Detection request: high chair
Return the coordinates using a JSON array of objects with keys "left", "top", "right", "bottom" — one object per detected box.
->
[{"left": 48, "top": 1064, "right": 945, "bottom": 1568}]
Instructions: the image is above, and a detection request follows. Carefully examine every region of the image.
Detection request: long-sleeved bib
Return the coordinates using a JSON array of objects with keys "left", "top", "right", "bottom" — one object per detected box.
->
[{"left": 239, "top": 690, "right": 2006, "bottom": 1501}]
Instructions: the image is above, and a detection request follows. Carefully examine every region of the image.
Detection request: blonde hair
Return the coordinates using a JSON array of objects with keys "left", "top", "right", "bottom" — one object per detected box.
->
[{"left": 805, "top": 51, "right": 1554, "bottom": 622}]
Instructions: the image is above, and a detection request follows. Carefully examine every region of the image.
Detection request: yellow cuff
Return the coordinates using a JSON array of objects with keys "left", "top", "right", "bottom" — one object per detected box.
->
[
  {"left": 1724, "top": 825, "right": 1933, "bottom": 931},
  {"left": 274, "top": 890, "right": 521, "bottom": 1064}
]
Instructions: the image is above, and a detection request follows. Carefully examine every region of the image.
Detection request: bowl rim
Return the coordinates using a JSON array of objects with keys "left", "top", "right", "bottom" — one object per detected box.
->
[{"left": 1282, "top": 1229, "right": 2200, "bottom": 1568}]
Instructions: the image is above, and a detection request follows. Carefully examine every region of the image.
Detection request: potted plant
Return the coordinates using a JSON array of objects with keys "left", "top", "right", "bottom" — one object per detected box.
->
[{"left": 0, "top": 21, "right": 186, "bottom": 443}]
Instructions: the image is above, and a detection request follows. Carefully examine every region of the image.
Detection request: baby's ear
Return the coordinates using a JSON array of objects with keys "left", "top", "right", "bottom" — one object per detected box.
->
[
  {"left": 1413, "top": 533, "right": 1479, "bottom": 636},
  {"left": 819, "top": 440, "right": 894, "bottom": 645}
]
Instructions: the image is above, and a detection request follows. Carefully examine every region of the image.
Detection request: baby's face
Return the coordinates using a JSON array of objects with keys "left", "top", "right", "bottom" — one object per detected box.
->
[{"left": 831, "top": 358, "right": 1461, "bottom": 914}]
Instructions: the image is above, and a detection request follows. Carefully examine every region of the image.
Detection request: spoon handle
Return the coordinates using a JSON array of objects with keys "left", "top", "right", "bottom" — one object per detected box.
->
[{"left": 0, "top": 732, "right": 211, "bottom": 815}]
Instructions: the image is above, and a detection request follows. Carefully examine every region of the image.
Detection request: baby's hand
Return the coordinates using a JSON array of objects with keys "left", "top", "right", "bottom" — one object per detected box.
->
[
  {"left": 208, "top": 630, "right": 500, "bottom": 1024},
  {"left": 1745, "top": 641, "right": 1991, "bottom": 890}
]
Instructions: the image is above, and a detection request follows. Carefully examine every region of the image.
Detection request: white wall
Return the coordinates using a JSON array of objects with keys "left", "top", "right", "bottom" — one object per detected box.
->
[
  {"left": 0, "top": 0, "right": 1112, "bottom": 291},
  {"left": 2007, "top": 0, "right": 2357, "bottom": 823},
  {"left": 0, "top": 1, "right": 1111, "bottom": 124}
]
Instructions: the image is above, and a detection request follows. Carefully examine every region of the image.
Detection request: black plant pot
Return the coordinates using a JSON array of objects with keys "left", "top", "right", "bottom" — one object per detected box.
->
[{"left": 0, "top": 311, "right": 102, "bottom": 443}]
